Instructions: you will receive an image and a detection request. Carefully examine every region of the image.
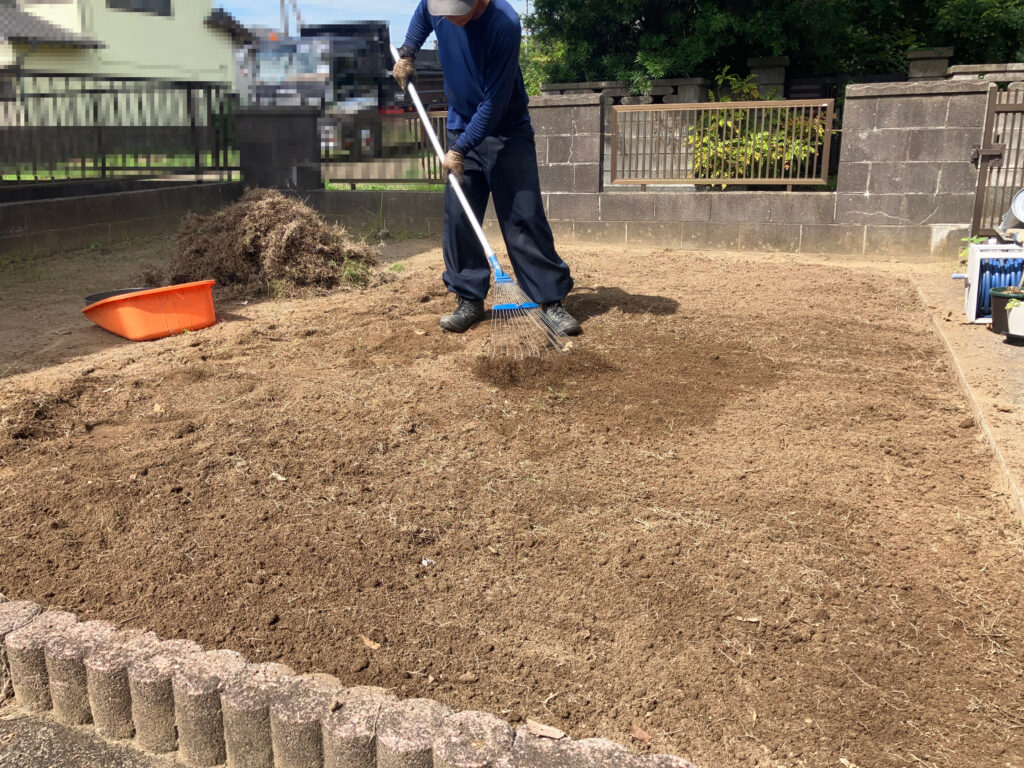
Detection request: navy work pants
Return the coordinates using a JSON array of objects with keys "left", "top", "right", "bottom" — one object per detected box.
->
[{"left": 443, "top": 124, "right": 573, "bottom": 305}]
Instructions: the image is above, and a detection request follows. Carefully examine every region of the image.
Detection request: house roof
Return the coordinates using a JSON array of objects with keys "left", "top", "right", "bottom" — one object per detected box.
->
[
  {"left": 206, "top": 8, "right": 253, "bottom": 46},
  {"left": 0, "top": 6, "right": 104, "bottom": 49}
]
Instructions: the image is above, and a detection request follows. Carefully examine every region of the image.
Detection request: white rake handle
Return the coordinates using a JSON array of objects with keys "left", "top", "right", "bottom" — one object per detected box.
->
[{"left": 389, "top": 44, "right": 505, "bottom": 277}]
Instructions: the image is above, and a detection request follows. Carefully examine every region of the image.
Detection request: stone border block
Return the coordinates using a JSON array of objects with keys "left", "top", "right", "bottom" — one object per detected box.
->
[
  {"left": 637, "top": 755, "right": 700, "bottom": 767},
  {"left": 494, "top": 725, "right": 582, "bottom": 767},
  {"left": 323, "top": 686, "right": 397, "bottom": 768},
  {"left": 574, "top": 737, "right": 639, "bottom": 766},
  {"left": 222, "top": 662, "right": 295, "bottom": 768},
  {"left": 270, "top": 673, "right": 343, "bottom": 768},
  {"left": 174, "top": 649, "right": 249, "bottom": 767},
  {"left": 44, "top": 620, "right": 116, "bottom": 725},
  {"left": 3, "top": 602, "right": 703, "bottom": 768},
  {"left": 85, "top": 630, "right": 162, "bottom": 740},
  {"left": 0, "top": 600, "right": 42, "bottom": 703},
  {"left": 377, "top": 698, "right": 453, "bottom": 768},
  {"left": 433, "top": 710, "right": 513, "bottom": 768},
  {"left": 5, "top": 610, "right": 77, "bottom": 712},
  {"left": 129, "top": 641, "right": 203, "bottom": 754}
]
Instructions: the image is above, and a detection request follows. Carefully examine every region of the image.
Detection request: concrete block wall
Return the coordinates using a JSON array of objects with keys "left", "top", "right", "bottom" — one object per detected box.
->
[
  {"left": 510, "top": 82, "right": 991, "bottom": 260},
  {"left": 0, "top": 182, "right": 244, "bottom": 258},
  {"left": 302, "top": 188, "right": 444, "bottom": 238},
  {"left": 529, "top": 94, "right": 604, "bottom": 195},
  {"left": 0, "top": 597, "right": 697, "bottom": 768},
  {"left": 539, "top": 190, "right": 847, "bottom": 254},
  {"left": 837, "top": 80, "right": 990, "bottom": 258}
]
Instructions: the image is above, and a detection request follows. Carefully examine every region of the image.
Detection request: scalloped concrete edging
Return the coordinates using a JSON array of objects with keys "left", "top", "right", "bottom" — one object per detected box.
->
[{"left": 0, "top": 598, "right": 697, "bottom": 768}]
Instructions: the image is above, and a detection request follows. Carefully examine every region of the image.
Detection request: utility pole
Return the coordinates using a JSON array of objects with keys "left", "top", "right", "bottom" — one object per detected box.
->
[
  {"left": 523, "top": 0, "right": 529, "bottom": 53},
  {"left": 280, "top": 0, "right": 288, "bottom": 37}
]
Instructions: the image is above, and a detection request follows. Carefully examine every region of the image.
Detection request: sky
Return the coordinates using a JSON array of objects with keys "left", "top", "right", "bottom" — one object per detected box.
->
[{"left": 218, "top": 0, "right": 530, "bottom": 44}]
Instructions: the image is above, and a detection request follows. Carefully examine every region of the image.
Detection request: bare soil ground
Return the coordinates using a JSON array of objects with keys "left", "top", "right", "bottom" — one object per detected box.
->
[{"left": 2, "top": 238, "right": 1023, "bottom": 768}]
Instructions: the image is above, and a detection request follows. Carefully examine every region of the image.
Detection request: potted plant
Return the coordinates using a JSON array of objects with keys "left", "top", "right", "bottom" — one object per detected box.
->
[
  {"left": 991, "top": 284, "right": 1024, "bottom": 335},
  {"left": 1006, "top": 298, "right": 1024, "bottom": 339}
]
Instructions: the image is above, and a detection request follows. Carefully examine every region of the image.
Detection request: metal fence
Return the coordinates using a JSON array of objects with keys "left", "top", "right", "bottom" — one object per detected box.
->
[
  {"left": 973, "top": 88, "right": 1024, "bottom": 236},
  {"left": 320, "top": 110, "right": 447, "bottom": 185},
  {"left": 0, "top": 73, "right": 238, "bottom": 185},
  {"left": 610, "top": 99, "right": 835, "bottom": 187}
]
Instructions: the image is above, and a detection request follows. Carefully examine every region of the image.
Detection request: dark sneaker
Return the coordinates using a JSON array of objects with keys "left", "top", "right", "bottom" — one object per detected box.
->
[
  {"left": 541, "top": 301, "right": 582, "bottom": 336},
  {"left": 440, "top": 295, "right": 485, "bottom": 333}
]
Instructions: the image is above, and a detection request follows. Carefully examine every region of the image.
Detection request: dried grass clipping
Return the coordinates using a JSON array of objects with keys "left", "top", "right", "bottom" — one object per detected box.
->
[{"left": 151, "top": 189, "right": 377, "bottom": 297}]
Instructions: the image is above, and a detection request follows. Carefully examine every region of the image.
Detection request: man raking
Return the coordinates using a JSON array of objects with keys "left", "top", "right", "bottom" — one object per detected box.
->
[{"left": 393, "top": 0, "right": 582, "bottom": 336}]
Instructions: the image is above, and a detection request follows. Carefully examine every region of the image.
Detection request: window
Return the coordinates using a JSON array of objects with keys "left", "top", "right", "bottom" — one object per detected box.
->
[{"left": 106, "top": 0, "right": 171, "bottom": 17}]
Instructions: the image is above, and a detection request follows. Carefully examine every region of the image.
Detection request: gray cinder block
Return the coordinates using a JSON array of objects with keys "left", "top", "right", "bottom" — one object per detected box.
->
[
  {"left": 270, "top": 674, "right": 343, "bottom": 768},
  {"left": 221, "top": 662, "right": 295, "bottom": 768},
  {"left": 85, "top": 630, "right": 163, "bottom": 740},
  {"left": 0, "top": 601, "right": 42, "bottom": 703},
  {"left": 173, "top": 649, "right": 249, "bottom": 767},
  {"left": 433, "top": 710, "right": 513, "bottom": 768},
  {"left": 322, "top": 686, "right": 397, "bottom": 768},
  {"left": 376, "top": 698, "right": 453, "bottom": 768},
  {"left": 5, "top": 610, "right": 77, "bottom": 712},
  {"left": 44, "top": 620, "right": 116, "bottom": 725}
]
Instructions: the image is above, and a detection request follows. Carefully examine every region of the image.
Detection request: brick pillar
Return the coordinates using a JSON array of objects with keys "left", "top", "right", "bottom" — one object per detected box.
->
[
  {"left": 907, "top": 47, "right": 954, "bottom": 80},
  {"left": 528, "top": 94, "right": 603, "bottom": 193},
  {"left": 836, "top": 80, "right": 990, "bottom": 258}
]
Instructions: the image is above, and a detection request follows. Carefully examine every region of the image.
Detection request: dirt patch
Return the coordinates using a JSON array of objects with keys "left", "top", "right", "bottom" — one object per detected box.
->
[
  {"left": 2, "top": 245, "right": 1024, "bottom": 768},
  {"left": 472, "top": 349, "right": 614, "bottom": 388},
  {"left": 146, "top": 189, "right": 378, "bottom": 296}
]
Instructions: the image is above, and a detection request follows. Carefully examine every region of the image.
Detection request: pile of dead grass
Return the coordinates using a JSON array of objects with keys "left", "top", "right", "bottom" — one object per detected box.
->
[{"left": 144, "top": 189, "right": 378, "bottom": 296}]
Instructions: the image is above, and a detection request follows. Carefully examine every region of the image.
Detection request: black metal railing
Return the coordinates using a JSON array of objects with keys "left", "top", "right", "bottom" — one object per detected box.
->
[{"left": 0, "top": 73, "right": 238, "bottom": 185}]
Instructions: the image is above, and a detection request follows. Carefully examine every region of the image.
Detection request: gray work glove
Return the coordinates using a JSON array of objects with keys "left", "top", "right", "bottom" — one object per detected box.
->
[
  {"left": 442, "top": 149, "right": 465, "bottom": 179},
  {"left": 392, "top": 57, "right": 417, "bottom": 90}
]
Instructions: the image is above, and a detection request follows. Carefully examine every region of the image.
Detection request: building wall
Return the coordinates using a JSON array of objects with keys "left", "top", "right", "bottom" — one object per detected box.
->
[{"left": 17, "top": 0, "right": 236, "bottom": 85}]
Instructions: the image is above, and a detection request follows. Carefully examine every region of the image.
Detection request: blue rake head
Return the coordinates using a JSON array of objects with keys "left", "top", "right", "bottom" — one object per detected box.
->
[{"left": 492, "top": 301, "right": 539, "bottom": 311}]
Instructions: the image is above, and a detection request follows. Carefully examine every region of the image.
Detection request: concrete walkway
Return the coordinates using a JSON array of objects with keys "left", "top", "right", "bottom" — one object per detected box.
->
[
  {"left": 914, "top": 266, "right": 1024, "bottom": 524},
  {"left": 0, "top": 706, "right": 172, "bottom": 768}
]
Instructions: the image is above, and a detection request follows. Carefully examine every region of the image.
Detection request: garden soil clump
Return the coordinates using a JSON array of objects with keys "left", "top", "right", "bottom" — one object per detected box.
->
[
  {"left": 2, "top": 244, "right": 1024, "bottom": 768},
  {"left": 149, "top": 188, "right": 376, "bottom": 296}
]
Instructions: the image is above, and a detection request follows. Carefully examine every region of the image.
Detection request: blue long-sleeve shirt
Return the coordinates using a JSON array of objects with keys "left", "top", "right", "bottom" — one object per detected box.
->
[{"left": 402, "top": 0, "right": 530, "bottom": 155}]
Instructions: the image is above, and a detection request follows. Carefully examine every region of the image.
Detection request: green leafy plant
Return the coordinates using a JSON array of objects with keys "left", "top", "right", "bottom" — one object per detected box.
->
[
  {"left": 958, "top": 235, "right": 987, "bottom": 263},
  {"left": 520, "top": 38, "right": 565, "bottom": 97},
  {"left": 343, "top": 259, "right": 370, "bottom": 287},
  {"left": 685, "top": 68, "right": 826, "bottom": 186},
  {"left": 389, "top": 262, "right": 407, "bottom": 273}
]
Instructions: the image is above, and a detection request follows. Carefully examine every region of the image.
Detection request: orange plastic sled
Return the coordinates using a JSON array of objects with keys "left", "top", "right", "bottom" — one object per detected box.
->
[{"left": 82, "top": 280, "right": 217, "bottom": 341}]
